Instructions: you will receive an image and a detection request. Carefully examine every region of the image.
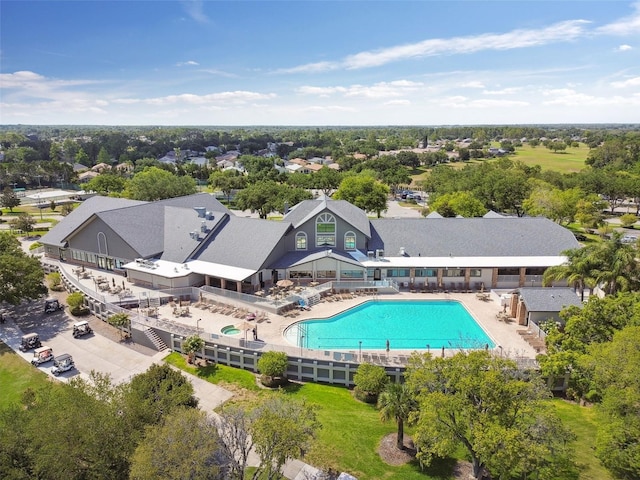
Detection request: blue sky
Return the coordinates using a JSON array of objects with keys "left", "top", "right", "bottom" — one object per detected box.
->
[{"left": 1, "top": 1, "right": 639, "bottom": 126}]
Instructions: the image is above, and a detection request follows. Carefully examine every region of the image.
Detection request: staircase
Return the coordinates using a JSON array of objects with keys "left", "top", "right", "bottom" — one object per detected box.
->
[
  {"left": 144, "top": 327, "right": 169, "bottom": 351},
  {"left": 304, "top": 292, "right": 321, "bottom": 307}
]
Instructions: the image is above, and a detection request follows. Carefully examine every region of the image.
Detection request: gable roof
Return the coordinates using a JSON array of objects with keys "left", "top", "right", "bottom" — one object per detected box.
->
[
  {"left": 191, "top": 216, "right": 290, "bottom": 271},
  {"left": 368, "top": 217, "right": 579, "bottom": 258},
  {"left": 40, "top": 196, "right": 145, "bottom": 247},
  {"left": 270, "top": 248, "right": 363, "bottom": 269},
  {"left": 516, "top": 287, "right": 583, "bottom": 312},
  {"left": 284, "top": 198, "right": 371, "bottom": 237}
]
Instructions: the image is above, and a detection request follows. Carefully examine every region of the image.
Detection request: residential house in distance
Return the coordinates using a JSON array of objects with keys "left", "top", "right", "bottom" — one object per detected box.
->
[{"left": 40, "top": 194, "right": 579, "bottom": 294}]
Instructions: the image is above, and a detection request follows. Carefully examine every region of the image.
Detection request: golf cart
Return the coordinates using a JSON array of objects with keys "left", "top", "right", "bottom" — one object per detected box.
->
[
  {"left": 31, "top": 346, "right": 54, "bottom": 366},
  {"left": 52, "top": 354, "right": 75, "bottom": 376},
  {"left": 19, "top": 332, "right": 42, "bottom": 352},
  {"left": 72, "top": 320, "right": 92, "bottom": 338},
  {"left": 44, "top": 298, "right": 64, "bottom": 314}
]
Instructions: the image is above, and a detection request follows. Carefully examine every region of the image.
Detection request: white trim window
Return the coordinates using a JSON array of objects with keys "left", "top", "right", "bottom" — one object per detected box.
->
[
  {"left": 344, "top": 231, "right": 356, "bottom": 250},
  {"left": 295, "top": 232, "right": 308, "bottom": 250},
  {"left": 316, "top": 213, "right": 336, "bottom": 247}
]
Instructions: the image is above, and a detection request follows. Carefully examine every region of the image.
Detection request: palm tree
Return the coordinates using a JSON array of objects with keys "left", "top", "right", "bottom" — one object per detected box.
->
[
  {"left": 593, "top": 232, "right": 640, "bottom": 295},
  {"left": 377, "top": 382, "right": 417, "bottom": 450},
  {"left": 543, "top": 247, "right": 598, "bottom": 301}
]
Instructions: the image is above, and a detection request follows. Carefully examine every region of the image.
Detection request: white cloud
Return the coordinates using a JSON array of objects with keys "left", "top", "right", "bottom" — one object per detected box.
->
[
  {"left": 596, "top": 2, "right": 640, "bottom": 35},
  {"left": 176, "top": 60, "right": 199, "bottom": 67},
  {"left": 140, "top": 91, "right": 276, "bottom": 106},
  {"left": 181, "top": 0, "right": 209, "bottom": 24},
  {"left": 610, "top": 76, "right": 640, "bottom": 88},
  {"left": 459, "top": 81, "right": 485, "bottom": 89},
  {"left": 541, "top": 87, "right": 640, "bottom": 107},
  {"left": 281, "top": 19, "right": 590, "bottom": 73},
  {"left": 297, "top": 80, "right": 423, "bottom": 99},
  {"left": 384, "top": 99, "right": 411, "bottom": 106},
  {"left": 617, "top": 44, "right": 633, "bottom": 51},
  {"left": 482, "top": 87, "right": 521, "bottom": 95}
]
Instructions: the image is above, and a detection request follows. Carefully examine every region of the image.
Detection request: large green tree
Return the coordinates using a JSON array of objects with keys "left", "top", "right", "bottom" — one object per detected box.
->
[
  {"left": 1, "top": 187, "right": 21, "bottom": 212},
  {"left": 0, "top": 232, "right": 47, "bottom": 305},
  {"left": 587, "top": 326, "right": 640, "bottom": 479},
  {"left": 543, "top": 247, "right": 598, "bottom": 301},
  {"left": 208, "top": 169, "right": 246, "bottom": 203},
  {"left": 250, "top": 396, "right": 320, "bottom": 480},
  {"left": 124, "top": 166, "right": 197, "bottom": 201},
  {"left": 129, "top": 408, "right": 227, "bottom": 480},
  {"left": 84, "top": 173, "right": 126, "bottom": 196},
  {"left": 406, "top": 351, "right": 574, "bottom": 480},
  {"left": 333, "top": 173, "right": 389, "bottom": 217},
  {"left": 123, "top": 363, "right": 198, "bottom": 428},
  {"left": 429, "top": 191, "right": 487, "bottom": 217}
]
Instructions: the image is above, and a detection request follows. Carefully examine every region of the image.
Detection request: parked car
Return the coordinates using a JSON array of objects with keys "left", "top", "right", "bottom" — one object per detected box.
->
[
  {"left": 19, "top": 332, "right": 42, "bottom": 352},
  {"left": 31, "top": 346, "right": 54, "bottom": 366},
  {"left": 72, "top": 320, "right": 93, "bottom": 338},
  {"left": 621, "top": 235, "right": 637, "bottom": 244},
  {"left": 44, "top": 298, "right": 64, "bottom": 314},
  {"left": 52, "top": 354, "right": 75, "bottom": 376}
]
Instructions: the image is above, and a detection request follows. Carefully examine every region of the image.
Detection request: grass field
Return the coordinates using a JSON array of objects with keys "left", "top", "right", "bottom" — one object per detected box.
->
[
  {"left": 0, "top": 345, "right": 612, "bottom": 479},
  {"left": 166, "top": 353, "right": 614, "bottom": 480},
  {"left": 510, "top": 143, "right": 590, "bottom": 173},
  {"left": 552, "top": 399, "right": 613, "bottom": 480},
  {"left": 0, "top": 341, "right": 51, "bottom": 407}
]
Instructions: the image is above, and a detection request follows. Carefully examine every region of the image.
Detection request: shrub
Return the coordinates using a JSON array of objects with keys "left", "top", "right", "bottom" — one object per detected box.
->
[
  {"left": 257, "top": 351, "right": 288, "bottom": 387},
  {"left": 620, "top": 213, "right": 638, "bottom": 228},
  {"left": 353, "top": 363, "right": 389, "bottom": 403},
  {"left": 182, "top": 335, "right": 204, "bottom": 364},
  {"left": 47, "top": 272, "right": 64, "bottom": 291},
  {"left": 67, "top": 291, "right": 89, "bottom": 316},
  {"left": 29, "top": 241, "right": 42, "bottom": 250},
  {"left": 108, "top": 313, "right": 130, "bottom": 339}
]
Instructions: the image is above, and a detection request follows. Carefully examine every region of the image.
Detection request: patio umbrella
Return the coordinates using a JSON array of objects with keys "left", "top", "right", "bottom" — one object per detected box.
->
[{"left": 277, "top": 279, "right": 293, "bottom": 288}]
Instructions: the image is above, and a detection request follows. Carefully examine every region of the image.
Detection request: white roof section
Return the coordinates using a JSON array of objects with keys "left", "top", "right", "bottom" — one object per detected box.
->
[
  {"left": 358, "top": 255, "right": 568, "bottom": 269},
  {"left": 123, "top": 259, "right": 256, "bottom": 282},
  {"left": 27, "top": 190, "right": 76, "bottom": 200}
]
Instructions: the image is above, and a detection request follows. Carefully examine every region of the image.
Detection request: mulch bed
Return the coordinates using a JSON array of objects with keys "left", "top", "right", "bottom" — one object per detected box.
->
[{"left": 377, "top": 433, "right": 416, "bottom": 466}]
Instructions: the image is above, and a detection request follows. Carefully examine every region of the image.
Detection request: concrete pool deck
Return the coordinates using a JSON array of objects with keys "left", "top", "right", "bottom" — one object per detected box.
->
[
  {"left": 152, "top": 289, "right": 539, "bottom": 361},
  {"left": 53, "top": 260, "right": 540, "bottom": 362}
]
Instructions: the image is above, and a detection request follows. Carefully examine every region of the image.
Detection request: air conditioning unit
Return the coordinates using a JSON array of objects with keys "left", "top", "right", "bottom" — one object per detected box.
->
[
  {"left": 367, "top": 251, "right": 374, "bottom": 259},
  {"left": 376, "top": 249, "right": 384, "bottom": 259}
]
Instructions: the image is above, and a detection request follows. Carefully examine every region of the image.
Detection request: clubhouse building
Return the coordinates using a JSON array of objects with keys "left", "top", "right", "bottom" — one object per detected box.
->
[{"left": 40, "top": 193, "right": 579, "bottom": 293}]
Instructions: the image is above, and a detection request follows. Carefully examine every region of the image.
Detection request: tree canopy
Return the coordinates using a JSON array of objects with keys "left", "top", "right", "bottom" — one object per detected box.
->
[
  {"left": 0, "top": 232, "right": 47, "bottom": 305},
  {"left": 406, "top": 351, "right": 574, "bottom": 480},
  {"left": 123, "top": 166, "right": 197, "bottom": 201},
  {"left": 333, "top": 173, "right": 389, "bottom": 217}
]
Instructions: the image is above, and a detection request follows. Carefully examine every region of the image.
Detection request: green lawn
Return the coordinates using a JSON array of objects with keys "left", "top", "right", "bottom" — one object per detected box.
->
[
  {"left": 510, "top": 144, "right": 590, "bottom": 173},
  {"left": 552, "top": 399, "right": 613, "bottom": 480},
  {"left": 0, "top": 341, "right": 51, "bottom": 407}
]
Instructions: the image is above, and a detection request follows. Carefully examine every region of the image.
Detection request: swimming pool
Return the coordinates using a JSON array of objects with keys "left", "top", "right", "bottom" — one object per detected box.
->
[{"left": 284, "top": 300, "right": 494, "bottom": 351}]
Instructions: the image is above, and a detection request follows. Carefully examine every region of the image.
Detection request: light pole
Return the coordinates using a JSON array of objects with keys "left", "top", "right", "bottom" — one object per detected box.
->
[
  {"left": 300, "top": 335, "right": 305, "bottom": 357},
  {"left": 359, "top": 340, "right": 362, "bottom": 362},
  {"left": 196, "top": 318, "right": 201, "bottom": 334}
]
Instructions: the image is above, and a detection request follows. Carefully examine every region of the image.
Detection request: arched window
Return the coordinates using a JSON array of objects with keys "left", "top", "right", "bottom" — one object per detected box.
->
[
  {"left": 344, "top": 231, "right": 356, "bottom": 250},
  {"left": 97, "top": 232, "right": 108, "bottom": 255},
  {"left": 316, "top": 213, "right": 336, "bottom": 247},
  {"left": 295, "top": 232, "right": 307, "bottom": 250}
]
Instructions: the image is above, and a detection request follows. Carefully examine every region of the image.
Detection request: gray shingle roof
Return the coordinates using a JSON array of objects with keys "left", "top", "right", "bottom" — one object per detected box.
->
[
  {"left": 368, "top": 217, "right": 580, "bottom": 257},
  {"left": 192, "top": 216, "right": 291, "bottom": 270},
  {"left": 160, "top": 208, "right": 228, "bottom": 263},
  {"left": 40, "top": 196, "right": 145, "bottom": 247},
  {"left": 284, "top": 199, "right": 371, "bottom": 237},
  {"left": 516, "top": 287, "right": 583, "bottom": 312}
]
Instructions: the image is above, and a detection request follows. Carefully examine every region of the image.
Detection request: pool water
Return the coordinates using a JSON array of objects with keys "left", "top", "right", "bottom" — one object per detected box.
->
[
  {"left": 221, "top": 325, "right": 241, "bottom": 335},
  {"left": 285, "top": 300, "right": 494, "bottom": 350}
]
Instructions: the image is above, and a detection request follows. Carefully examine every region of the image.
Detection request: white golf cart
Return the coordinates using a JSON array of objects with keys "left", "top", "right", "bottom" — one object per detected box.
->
[
  {"left": 52, "top": 354, "right": 75, "bottom": 376},
  {"left": 31, "top": 346, "right": 54, "bottom": 366},
  {"left": 72, "top": 320, "right": 93, "bottom": 338}
]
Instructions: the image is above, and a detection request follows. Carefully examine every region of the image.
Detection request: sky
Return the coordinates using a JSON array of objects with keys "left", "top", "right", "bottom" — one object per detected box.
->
[{"left": 1, "top": 1, "right": 639, "bottom": 126}]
